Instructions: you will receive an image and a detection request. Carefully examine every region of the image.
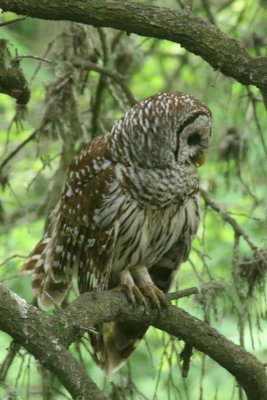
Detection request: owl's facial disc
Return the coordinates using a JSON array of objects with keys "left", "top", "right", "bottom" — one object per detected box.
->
[{"left": 175, "top": 114, "right": 211, "bottom": 167}]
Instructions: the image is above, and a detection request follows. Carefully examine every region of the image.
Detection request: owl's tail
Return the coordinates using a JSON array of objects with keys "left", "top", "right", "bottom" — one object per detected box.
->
[
  {"left": 91, "top": 321, "right": 149, "bottom": 379},
  {"left": 21, "top": 234, "right": 70, "bottom": 310},
  {"left": 91, "top": 242, "right": 189, "bottom": 378}
]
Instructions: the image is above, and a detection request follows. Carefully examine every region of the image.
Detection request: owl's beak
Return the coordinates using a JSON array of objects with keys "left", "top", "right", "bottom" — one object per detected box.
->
[{"left": 197, "top": 154, "right": 206, "bottom": 167}]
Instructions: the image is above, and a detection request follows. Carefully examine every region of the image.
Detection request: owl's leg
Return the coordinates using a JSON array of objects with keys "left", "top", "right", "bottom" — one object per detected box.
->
[
  {"left": 131, "top": 265, "right": 169, "bottom": 309},
  {"left": 112, "top": 267, "right": 168, "bottom": 310}
]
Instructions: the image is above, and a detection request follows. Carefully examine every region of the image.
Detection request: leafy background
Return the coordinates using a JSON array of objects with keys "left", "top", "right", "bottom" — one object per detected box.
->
[{"left": 0, "top": 0, "right": 267, "bottom": 398}]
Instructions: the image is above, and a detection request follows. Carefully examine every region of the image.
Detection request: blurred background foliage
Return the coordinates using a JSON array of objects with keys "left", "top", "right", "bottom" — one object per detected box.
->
[{"left": 0, "top": 0, "right": 267, "bottom": 399}]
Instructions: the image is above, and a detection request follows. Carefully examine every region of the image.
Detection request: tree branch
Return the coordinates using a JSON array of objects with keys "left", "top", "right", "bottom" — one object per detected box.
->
[
  {"left": 0, "top": 39, "right": 30, "bottom": 105},
  {"left": 1, "top": 283, "right": 267, "bottom": 400},
  {"left": 0, "top": 0, "right": 266, "bottom": 108},
  {"left": 0, "top": 284, "right": 108, "bottom": 400}
]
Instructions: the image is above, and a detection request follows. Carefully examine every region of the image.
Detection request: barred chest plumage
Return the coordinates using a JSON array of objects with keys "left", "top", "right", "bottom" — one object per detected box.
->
[
  {"left": 93, "top": 161, "right": 200, "bottom": 276},
  {"left": 113, "top": 196, "right": 199, "bottom": 274}
]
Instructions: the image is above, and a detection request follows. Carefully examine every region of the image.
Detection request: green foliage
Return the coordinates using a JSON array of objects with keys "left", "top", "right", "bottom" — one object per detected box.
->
[{"left": 0, "top": 1, "right": 266, "bottom": 399}]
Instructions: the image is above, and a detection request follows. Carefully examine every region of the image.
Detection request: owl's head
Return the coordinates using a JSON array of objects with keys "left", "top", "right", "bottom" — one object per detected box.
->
[{"left": 108, "top": 91, "right": 212, "bottom": 169}]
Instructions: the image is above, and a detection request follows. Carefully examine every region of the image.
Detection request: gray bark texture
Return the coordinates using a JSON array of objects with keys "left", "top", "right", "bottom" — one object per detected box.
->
[
  {"left": 0, "top": 0, "right": 267, "bottom": 109},
  {"left": 1, "top": 283, "right": 267, "bottom": 400}
]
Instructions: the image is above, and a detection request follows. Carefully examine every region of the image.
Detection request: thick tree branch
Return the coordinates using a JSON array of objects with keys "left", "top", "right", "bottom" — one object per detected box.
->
[
  {"left": 0, "top": 0, "right": 266, "bottom": 108},
  {"left": 0, "top": 284, "right": 107, "bottom": 400},
  {"left": 1, "top": 283, "right": 267, "bottom": 400}
]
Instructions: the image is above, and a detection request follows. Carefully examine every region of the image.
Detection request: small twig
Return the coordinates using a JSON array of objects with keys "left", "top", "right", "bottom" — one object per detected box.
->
[
  {"left": 73, "top": 59, "right": 125, "bottom": 83},
  {"left": 0, "top": 129, "right": 39, "bottom": 175},
  {"left": 247, "top": 87, "right": 267, "bottom": 156},
  {"left": 235, "top": 149, "right": 257, "bottom": 201},
  {"left": 167, "top": 287, "right": 198, "bottom": 301},
  {"left": 107, "top": 83, "right": 129, "bottom": 112},
  {"left": 73, "top": 59, "right": 137, "bottom": 106},
  {"left": 200, "top": 0, "right": 216, "bottom": 24},
  {"left": 91, "top": 29, "right": 109, "bottom": 136},
  {"left": 228, "top": 211, "right": 260, "bottom": 220},
  {"left": 0, "top": 16, "right": 26, "bottom": 27},
  {"left": 0, "top": 254, "right": 26, "bottom": 267},
  {"left": 180, "top": 342, "right": 193, "bottom": 378},
  {"left": 12, "top": 54, "right": 52, "bottom": 64},
  {"left": 200, "top": 188, "right": 258, "bottom": 253},
  {"left": 0, "top": 341, "right": 20, "bottom": 382},
  {"left": 30, "top": 33, "right": 66, "bottom": 83}
]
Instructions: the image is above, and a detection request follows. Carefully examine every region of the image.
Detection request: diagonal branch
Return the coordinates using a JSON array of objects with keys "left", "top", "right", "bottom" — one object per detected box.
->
[
  {"left": 1, "top": 283, "right": 267, "bottom": 400},
  {"left": 0, "top": 0, "right": 266, "bottom": 108},
  {"left": 0, "top": 284, "right": 108, "bottom": 400}
]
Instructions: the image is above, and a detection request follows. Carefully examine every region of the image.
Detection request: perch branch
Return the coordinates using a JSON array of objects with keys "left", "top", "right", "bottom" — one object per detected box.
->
[
  {"left": 0, "top": 283, "right": 267, "bottom": 400},
  {"left": 0, "top": 284, "right": 108, "bottom": 400}
]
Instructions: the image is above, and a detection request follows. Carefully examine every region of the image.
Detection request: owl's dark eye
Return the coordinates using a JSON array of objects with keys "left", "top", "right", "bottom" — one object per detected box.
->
[{"left": 188, "top": 133, "right": 201, "bottom": 146}]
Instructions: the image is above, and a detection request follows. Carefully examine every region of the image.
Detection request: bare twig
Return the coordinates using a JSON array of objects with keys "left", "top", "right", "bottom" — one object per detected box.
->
[
  {"left": 0, "top": 16, "right": 26, "bottom": 27},
  {"left": 167, "top": 287, "right": 198, "bottom": 301},
  {"left": 73, "top": 59, "right": 137, "bottom": 106},
  {"left": 0, "top": 341, "right": 20, "bottom": 383},
  {"left": 247, "top": 87, "right": 267, "bottom": 155},
  {"left": 12, "top": 54, "right": 52, "bottom": 64},
  {"left": 200, "top": 188, "right": 258, "bottom": 253},
  {"left": 0, "top": 129, "right": 39, "bottom": 175},
  {"left": 91, "top": 28, "right": 110, "bottom": 136},
  {"left": 0, "top": 254, "right": 27, "bottom": 267},
  {"left": 200, "top": 0, "right": 216, "bottom": 25}
]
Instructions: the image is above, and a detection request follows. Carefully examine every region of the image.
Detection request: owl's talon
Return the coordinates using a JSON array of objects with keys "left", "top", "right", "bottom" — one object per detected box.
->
[
  {"left": 143, "top": 298, "right": 149, "bottom": 312},
  {"left": 129, "top": 297, "right": 137, "bottom": 310},
  {"left": 156, "top": 302, "right": 162, "bottom": 317},
  {"left": 138, "top": 283, "right": 168, "bottom": 309},
  {"left": 111, "top": 284, "right": 144, "bottom": 310}
]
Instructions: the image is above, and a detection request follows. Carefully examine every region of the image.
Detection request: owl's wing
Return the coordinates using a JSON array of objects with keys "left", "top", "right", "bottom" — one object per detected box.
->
[{"left": 22, "top": 136, "right": 118, "bottom": 308}]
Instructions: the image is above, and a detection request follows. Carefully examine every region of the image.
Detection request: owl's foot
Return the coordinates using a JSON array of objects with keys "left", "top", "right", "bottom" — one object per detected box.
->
[
  {"left": 138, "top": 283, "right": 169, "bottom": 310},
  {"left": 132, "top": 265, "right": 169, "bottom": 310},
  {"left": 111, "top": 283, "right": 149, "bottom": 310},
  {"left": 112, "top": 268, "right": 169, "bottom": 312}
]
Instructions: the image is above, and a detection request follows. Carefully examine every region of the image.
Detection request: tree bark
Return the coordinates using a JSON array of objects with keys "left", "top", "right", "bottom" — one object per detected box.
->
[
  {"left": 1, "top": 283, "right": 267, "bottom": 400},
  {"left": 0, "top": 0, "right": 266, "bottom": 108},
  {"left": 0, "top": 39, "right": 30, "bottom": 104}
]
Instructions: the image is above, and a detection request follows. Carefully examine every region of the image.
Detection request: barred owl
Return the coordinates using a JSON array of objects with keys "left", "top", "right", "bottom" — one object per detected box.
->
[{"left": 22, "top": 91, "right": 212, "bottom": 377}]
